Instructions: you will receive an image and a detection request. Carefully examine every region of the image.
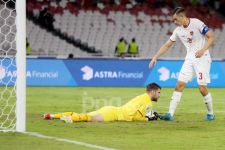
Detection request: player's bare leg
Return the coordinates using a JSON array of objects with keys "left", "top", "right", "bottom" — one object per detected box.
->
[
  {"left": 198, "top": 85, "right": 208, "bottom": 96},
  {"left": 198, "top": 85, "right": 215, "bottom": 120},
  {"left": 161, "top": 81, "right": 186, "bottom": 121},
  {"left": 175, "top": 81, "right": 186, "bottom": 92}
]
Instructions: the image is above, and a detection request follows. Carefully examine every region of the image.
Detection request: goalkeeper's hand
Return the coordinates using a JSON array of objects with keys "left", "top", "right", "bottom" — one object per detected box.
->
[
  {"left": 153, "top": 111, "right": 165, "bottom": 120},
  {"left": 145, "top": 111, "right": 159, "bottom": 121}
]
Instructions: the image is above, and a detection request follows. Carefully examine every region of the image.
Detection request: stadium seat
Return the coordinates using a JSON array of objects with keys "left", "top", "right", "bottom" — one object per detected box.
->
[{"left": 26, "top": 0, "right": 225, "bottom": 59}]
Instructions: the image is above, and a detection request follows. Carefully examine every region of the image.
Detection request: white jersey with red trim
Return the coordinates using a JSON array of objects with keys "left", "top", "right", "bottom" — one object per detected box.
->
[{"left": 170, "top": 18, "right": 211, "bottom": 60}]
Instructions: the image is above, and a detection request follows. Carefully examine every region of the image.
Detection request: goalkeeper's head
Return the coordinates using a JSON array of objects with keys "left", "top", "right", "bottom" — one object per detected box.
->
[{"left": 146, "top": 83, "right": 161, "bottom": 102}]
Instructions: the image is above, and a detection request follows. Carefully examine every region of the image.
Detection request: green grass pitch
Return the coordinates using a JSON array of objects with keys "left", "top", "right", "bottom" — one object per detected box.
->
[{"left": 0, "top": 87, "right": 225, "bottom": 150}]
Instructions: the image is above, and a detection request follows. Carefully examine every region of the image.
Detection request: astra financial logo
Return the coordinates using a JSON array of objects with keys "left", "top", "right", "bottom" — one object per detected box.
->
[
  {"left": 158, "top": 66, "right": 180, "bottom": 81},
  {"left": 158, "top": 67, "right": 170, "bottom": 81},
  {"left": 81, "top": 65, "right": 93, "bottom": 80},
  {"left": 81, "top": 65, "right": 143, "bottom": 81},
  {"left": 0, "top": 65, "right": 58, "bottom": 79}
]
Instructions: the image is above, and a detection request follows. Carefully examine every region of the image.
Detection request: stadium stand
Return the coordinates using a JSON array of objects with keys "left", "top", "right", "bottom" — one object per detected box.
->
[
  {"left": 27, "top": 20, "right": 91, "bottom": 57},
  {"left": 0, "top": 3, "right": 16, "bottom": 56},
  {"left": 26, "top": 0, "right": 225, "bottom": 59}
]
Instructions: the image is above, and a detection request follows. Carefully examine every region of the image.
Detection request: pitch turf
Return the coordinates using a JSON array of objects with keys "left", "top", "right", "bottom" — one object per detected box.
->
[{"left": 1, "top": 87, "right": 225, "bottom": 150}]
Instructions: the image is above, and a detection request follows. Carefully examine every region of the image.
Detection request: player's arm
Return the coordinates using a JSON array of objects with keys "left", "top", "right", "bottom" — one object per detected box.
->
[
  {"left": 149, "top": 39, "right": 175, "bottom": 68},
  {"left": 195, "top": 30, "right": 215, "bottom": 58}
]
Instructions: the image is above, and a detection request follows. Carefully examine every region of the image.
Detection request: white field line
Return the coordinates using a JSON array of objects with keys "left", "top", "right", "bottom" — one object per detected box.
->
[{"left": 22, "top": 131, "right": 117, "bottom": 150}]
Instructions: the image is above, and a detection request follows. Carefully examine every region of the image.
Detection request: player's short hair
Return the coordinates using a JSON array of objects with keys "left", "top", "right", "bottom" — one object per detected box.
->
[
  {"left": 146, "top": 83, "right": 161, "bottom": 91},
  {"left": 172, "top": 7, "right": 185, "bottom": 15}
]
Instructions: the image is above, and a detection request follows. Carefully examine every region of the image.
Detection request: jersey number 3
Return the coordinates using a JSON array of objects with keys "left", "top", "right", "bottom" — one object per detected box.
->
[{"left": 199, "top": 72, "right": 203, "bottom": 80}]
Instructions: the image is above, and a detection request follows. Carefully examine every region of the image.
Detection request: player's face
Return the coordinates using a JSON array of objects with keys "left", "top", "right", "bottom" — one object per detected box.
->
[
  {"left": 150, "top": 89, "right": 161, "bottom": 102},
  {"left": 172, "top": 14, "right": 184, "bottom": 26}
]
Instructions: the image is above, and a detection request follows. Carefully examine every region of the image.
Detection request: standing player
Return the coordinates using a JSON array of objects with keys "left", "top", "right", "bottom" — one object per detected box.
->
[
  {"left": 44, "top": 83, "right": 161, "bottom": 122},
  {"left": 149, "top": 7, "right": 215, "bottom": 121}
]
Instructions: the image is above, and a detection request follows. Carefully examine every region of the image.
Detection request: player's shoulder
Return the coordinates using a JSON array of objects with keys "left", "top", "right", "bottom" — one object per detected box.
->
[
  {"left": 137, "top": 93, "right": 148, "bottom": 98},
  {"left": 190, "top": 18, "right": 200, "bottom": 21},
  {"left": 135, "top": 93, "right": 149, "bottom": 100},
  {"left": 132, "top": 93, "right": 146, "bottom": 100},
  {"left": 190, "top": 18, "right": 204, "bottom": 24}
]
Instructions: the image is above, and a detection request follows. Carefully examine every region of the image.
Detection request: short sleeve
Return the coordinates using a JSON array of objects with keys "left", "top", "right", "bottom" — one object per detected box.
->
[
  {"left": 170, "top": 28, "right": 178, "bottom": 42},
  {"left": 195, "top": 19, "right": 209, "bottom": 35}
]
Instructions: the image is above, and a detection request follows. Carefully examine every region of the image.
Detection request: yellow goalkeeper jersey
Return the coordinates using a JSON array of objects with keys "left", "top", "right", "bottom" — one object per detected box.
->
[{"left": 117, "top": 93, "right": 153, "bottom": 121}]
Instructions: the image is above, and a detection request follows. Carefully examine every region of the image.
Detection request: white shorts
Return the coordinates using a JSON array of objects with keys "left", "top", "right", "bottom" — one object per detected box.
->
[{"left": 178, "top": 57, "right": 211, "bottom": 85}]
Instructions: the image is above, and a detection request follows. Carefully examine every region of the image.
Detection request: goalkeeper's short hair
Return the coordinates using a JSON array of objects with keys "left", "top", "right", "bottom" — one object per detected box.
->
[{"left": 146, "top": 83, "right": 161, "bottom": 92}]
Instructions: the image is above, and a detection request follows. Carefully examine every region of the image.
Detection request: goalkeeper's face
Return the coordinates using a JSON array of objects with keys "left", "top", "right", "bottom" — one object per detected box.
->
[{"left": 149, "top": 89, "right": 161, "bottom": 102}]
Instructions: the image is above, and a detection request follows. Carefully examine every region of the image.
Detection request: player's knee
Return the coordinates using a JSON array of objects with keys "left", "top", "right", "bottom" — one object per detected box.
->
[
  {"left": 175, "top": 82, "right": 186, "bottom": 92},
  {"left": 198, "top": 85, "right": 208, "bottom": 96},
  {"left": 198, "top": 85, "right": 207, "bottom": 91},
  {"left": 91, "top": 114, "right": 104, "bottom": 122}
]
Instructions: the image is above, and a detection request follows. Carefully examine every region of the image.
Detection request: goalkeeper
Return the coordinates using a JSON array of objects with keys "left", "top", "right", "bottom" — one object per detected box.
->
[{"left": 44, "top": 83, "right": 161, "bottom": 123}]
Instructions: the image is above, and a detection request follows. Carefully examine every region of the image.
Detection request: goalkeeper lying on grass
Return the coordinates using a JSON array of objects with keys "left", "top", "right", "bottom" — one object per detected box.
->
[{"left": 44, "top": 83, "right": 162, "bottom": 123}]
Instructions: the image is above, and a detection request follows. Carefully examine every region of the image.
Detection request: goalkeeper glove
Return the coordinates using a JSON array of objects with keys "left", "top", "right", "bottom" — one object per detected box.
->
[{"left": 145, "top": 111, "right": 159, "bottom": 121}]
